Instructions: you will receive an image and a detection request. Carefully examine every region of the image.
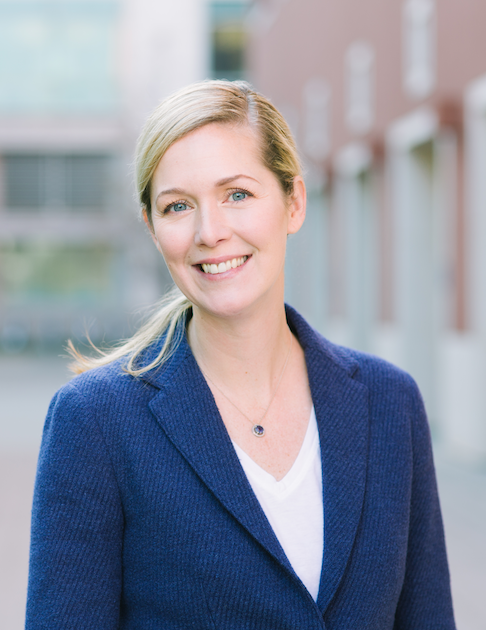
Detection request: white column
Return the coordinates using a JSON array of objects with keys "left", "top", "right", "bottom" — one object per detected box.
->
[
  {"left": 465, "top": 76, "right": 486, "bottom": 340},
  {"left": 446, "top": 74, "right": 486, "bottom": 458},
  {"left": 285, "top": 174, "right": 329, "bottom": 334},
  {"left": 387, "top": 107, "right": 442, "bottom": 421},
  {"left": 333, "top": 143, "right": 377, "bottom": 352}
]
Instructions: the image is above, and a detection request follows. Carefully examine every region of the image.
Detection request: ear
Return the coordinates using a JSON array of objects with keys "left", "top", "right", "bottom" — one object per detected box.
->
[
  {"left": 286, "top": 176, "right": 306, "bottom": 235},
  {"left": 142, "top": 208, "right": 162, "bottom": 254}
]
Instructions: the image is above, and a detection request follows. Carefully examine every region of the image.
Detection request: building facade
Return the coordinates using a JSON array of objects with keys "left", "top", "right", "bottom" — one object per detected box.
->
[
  {"left": 249, "top": 0, "right": 486, "bottom": 459},
  {"left": 0, "top": 0, "right": 211, "bottom": 352}
]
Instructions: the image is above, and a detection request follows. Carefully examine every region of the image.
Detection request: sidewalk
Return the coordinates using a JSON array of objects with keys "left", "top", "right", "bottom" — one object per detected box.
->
[
  {"left": 1, "top": 354, "right": 485, "bottom": 629},
  {"left": 0, "top": 354, "right": 71, "bottom": 629},
  {"left": 435, "top": 452, "right": 486, "bottom": 630}
]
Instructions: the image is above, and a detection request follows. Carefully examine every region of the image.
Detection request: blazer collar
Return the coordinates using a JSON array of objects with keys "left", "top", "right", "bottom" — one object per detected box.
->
[{"left": 141, "top": 305, "right": 369, "bottom": 614}]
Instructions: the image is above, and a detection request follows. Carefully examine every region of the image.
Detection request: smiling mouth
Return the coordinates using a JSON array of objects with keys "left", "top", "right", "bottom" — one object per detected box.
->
[{"left": 200, "top": 256, "right": 248, "bottom": 275}]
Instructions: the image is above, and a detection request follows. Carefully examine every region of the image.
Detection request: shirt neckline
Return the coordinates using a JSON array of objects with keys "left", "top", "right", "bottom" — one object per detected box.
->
[{"left": 232, "top": 407, "right": 319, "bottom": 498}]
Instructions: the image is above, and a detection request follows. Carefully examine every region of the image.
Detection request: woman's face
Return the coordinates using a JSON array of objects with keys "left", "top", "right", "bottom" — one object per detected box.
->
[{"left": 148, "top": 122, "right": 306, "bottom": 320}]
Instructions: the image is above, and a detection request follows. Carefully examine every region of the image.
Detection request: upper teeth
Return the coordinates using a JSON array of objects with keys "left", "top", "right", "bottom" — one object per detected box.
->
[{"left": 201, "top": 256, "right": 248, "bottom": 275}]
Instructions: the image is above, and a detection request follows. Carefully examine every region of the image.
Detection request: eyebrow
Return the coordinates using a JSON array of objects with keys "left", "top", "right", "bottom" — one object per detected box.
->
[
  {"left": 155, "top": 187, "right": 185, "bottom": 202},
  {"left": 215, "top": 174, "right": 259, "bottom": 187},
  {"left": 155, "top": 174, "right": 259, "bottom": 203}
]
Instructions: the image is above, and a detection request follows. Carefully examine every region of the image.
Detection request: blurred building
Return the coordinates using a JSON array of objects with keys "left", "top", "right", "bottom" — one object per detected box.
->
[
  {"left": 211, "top": 0, "right": 248, "bottom": 81},
  {"left": 249, "top": 0, "right": 486, "bottom": 460},
  {"left": 0, "top": 0, "right": 249, "bottom": 354}
]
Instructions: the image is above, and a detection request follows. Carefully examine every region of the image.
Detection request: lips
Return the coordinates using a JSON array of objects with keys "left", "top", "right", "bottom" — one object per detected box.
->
[{"left": 200, "top": 256, "right": 248, "bottom": 275}]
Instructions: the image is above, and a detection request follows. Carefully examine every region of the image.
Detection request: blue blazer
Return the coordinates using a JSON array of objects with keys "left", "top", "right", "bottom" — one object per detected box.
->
[{"left": 26, "top": 306, "right": 456, "bottom": 629}]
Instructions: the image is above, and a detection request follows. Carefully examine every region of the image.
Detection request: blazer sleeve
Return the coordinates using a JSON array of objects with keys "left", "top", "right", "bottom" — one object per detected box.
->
[
  {"left": 25, "top": 383, "right": 124, "bottom": 630},
  {"left": 393, "top": 379, "right": 456, "bottom": 629}
]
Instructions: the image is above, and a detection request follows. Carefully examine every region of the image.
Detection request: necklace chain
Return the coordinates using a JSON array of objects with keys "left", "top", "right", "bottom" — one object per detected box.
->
[{"left": 199, "top": 331, "right": 293, "bottom": 438}]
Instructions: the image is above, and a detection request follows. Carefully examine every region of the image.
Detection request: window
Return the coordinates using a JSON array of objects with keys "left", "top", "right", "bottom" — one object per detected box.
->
[
  {"left": 403, "top": 0, "right": 436, "bottom": 100},
  {"left": 4, "top": 154, "right": 110, "bottom": 211},
  {"left": 0, "top": 1, "right": 120, "bottom": 116},
  {"left": 345, "top": 41, "right": 374, "bottom": 135},
  {"left": 210, "top": 1, "right": 248, "bottom": 81},
  {"left": 5, "top": 156, "right": 44, "bottom": 208},
  {"left": 0, "top": 241, "right": 116, "bottom": 303}
]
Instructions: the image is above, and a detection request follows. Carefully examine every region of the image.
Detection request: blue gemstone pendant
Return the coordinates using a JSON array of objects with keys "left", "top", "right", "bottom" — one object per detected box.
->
[{"left": 252, "top": 425, "right": 265, "bottom": 438}]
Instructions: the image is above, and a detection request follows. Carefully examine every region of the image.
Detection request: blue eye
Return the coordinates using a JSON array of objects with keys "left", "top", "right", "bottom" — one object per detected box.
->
[
  {"left": 231, "top": 191, "right": 248, "bottom": 202},
  {"left": 169, "top": 202, "right": 188, "bottom": 213}
]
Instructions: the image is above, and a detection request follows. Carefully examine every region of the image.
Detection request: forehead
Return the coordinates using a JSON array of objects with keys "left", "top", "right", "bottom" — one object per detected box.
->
[{"left": 153, "top": 123, "right": 263, "bottom": 182}]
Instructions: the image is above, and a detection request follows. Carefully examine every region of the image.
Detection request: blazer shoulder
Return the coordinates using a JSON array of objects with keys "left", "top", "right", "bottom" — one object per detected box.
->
[
  {"left": 326, "top": 337, "right": 420, "bottom": 397},
  {"left": 64, "top": 358, "right": 133, "bottom": 394},
  {"left": 49, "top": 357, "right": 154, "bottom": 424},
  {"left": 286, "top": 304, "right": 419, "bottom": 397},
  {"left": 47, "top": 327, "right": 192, "bottom": 426}
]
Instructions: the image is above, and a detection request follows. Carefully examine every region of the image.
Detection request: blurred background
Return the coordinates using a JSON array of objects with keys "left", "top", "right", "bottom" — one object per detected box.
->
[{"left": 0, "top": 0, "right": 485, "bottom": 627}]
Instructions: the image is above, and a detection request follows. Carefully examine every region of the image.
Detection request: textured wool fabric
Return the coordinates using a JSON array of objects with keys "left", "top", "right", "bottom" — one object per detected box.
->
[
  {"left": 26, "top": 306, "right": 456, "bottom": 629},
  {"left": 232, "top": 406, "right": 324, "bottom": 601}
]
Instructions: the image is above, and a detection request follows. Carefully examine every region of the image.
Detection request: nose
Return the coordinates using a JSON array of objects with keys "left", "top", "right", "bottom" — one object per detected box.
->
[{"left": 194, "top": 202, "right": 232, "bottom": 248}]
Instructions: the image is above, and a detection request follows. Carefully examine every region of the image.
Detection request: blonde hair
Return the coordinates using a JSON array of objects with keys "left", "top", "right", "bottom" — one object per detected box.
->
[{"left": 68, "top": 79, "right": 302, "bottom": 376}]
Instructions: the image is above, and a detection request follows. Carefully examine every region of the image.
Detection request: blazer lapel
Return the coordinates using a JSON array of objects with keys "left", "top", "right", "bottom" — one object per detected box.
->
[
  {"left": 147, "top": 340, "right": 296, "bottom": 577},
  {"left": 142, "top": 306, "right": 369, "bottom": 612},
  {"left": 299, "top": 331, "right": 369, "bottom": 613}
]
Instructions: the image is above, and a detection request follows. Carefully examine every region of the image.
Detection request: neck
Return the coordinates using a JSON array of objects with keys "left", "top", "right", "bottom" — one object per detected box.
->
[{"left": 187, "top": 298, "right": 291, "bottom": 392}]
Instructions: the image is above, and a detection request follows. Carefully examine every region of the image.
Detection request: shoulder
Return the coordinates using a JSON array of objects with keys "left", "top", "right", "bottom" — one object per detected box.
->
[
  {"left": 47, "top": 328, "right": 189, "bottom": 426},
  {"left": 286, "top": 305, "right": 422, "bottom": 407},
  {"left": 335, "top": 344, "right": 425, "bottom": 423},
  {"left": 333, "top": 342, "right": 419, "bottom": 398},
  {"left": 48, "top": 357, "right": 155, "bottom": 428},
  {"left": 56, "top": 358, "right": 132, "bottom": 400},
  {"left": 322, "top": 336, "right": 422, "bottom": 416},
  {"left": 322, "top": 340, "right": 428, "bottom": 432}
]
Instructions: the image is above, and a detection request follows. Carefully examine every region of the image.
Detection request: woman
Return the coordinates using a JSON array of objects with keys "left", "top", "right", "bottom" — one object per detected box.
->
[{"left": 26, "top": 80, "right": 456, "bottom": 629}]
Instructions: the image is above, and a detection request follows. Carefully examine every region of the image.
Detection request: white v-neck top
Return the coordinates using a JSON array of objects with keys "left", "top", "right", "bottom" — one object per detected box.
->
[{"left": 232, "top": 407, "right": 323, "bottom": 600}]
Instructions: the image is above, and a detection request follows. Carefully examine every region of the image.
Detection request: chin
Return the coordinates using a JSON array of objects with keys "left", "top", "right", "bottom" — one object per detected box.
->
[{"left": 193, "top": 290, "right": 264, "bottom": 320}]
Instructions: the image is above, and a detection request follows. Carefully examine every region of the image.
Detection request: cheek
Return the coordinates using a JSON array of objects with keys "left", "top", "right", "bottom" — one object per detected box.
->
[
  {"left": 153, "top": 221, "right": 192, "bottom": 266},
  {"left": 255, "top": 206, "right": 291, "bottom": 244},
  {"left": 244, "top": 200, "right": 289, "bottom": 233}
]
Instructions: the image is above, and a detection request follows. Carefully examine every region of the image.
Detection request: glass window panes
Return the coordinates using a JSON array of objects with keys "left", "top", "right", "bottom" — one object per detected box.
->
[
  {"left": 0, "top": 241, "right": 116, "bottom": 306},
  {"left": 66, "top": 156, "right": 108, "bottom": 208},
  {"left": 4, "top": 154, "right": 109, "bottom": 211},
  {"left": 5, "top": 156, "right": 44, "bottom": 208},
  {"left": 210, "top": 1, "right": 248, "bottom": 81},
  {"left": 212, "top": 27, "right": 246, "bottom": 77},
  {"left": 0, "top": 1, "right": 120, "bottom": 115}
]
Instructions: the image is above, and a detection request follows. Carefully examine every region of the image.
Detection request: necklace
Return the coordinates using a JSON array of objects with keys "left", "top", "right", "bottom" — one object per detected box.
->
[{"left": 199, "top": 331, "right": 293, "bottom": 438}]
